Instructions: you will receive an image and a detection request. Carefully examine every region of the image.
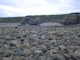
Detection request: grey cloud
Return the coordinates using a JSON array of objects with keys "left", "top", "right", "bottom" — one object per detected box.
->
[
  {"left": 0, "top": 0, "right": 17, "bottom": 7},
  {"left": 0, "top": 0, "right": 80, "bottom": 17}
]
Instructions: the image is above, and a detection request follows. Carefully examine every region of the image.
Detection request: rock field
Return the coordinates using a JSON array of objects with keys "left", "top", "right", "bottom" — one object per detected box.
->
[{"left": 0, "top": 24, "right": 80, "bottom": 60}]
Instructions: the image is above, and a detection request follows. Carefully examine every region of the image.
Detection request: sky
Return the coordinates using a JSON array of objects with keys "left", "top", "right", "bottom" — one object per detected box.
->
[{"left": 0, "top": 0, "right": 80, "bottom": 17}]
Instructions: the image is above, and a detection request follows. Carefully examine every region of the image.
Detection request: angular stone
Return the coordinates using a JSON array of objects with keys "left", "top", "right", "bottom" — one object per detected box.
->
[
  {"left": 34, "top": 50, "right": 43, "bottom": 55},
  {"left": 0, "top": 48, "right": 4, "bottom": 54},
  {"left": 63, "top": 54, "right": 71, "bottom": 60},
  {"left": 49, "top": 36, "right": 57, "bottom": 40},
  {"left": 49, "top": 39, "right": 57, "bottom": 44},
  {"left": 4, "top": 50, "right": 14, "bottom": 57},
  {"left": 10, "top": 40, "right": 20, "bottom": 46},
  {"left": 23, "top": 49, "right": 32, "bottom": 56},
  {"left": 14, "top": 51, "right": 25, "bottom": 56},
  {"left": 13, "top": 56, "right": 21, "bottom": 60},
  {"left": 56, "top": 54, "right": 65, "bottom": 60},
  {"left": 69, "top": 52, "right": 78, "bottom": 60},
  {"left": 59, "top": 45, "right": 66, "bottom": 50},
  {"left": 47, "top": 53, "right": 56, "bottom": 60},
  {"left": 2, "top": 56, "right": 13, "bottom": 60},
  {"left": 48, "top": 49, "right": 58, "bottom": 54}
]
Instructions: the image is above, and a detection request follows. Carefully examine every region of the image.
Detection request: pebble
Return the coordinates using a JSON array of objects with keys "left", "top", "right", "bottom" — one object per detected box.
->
[{"left": 0, "top": 24, "right": 80, "bottom": 60}]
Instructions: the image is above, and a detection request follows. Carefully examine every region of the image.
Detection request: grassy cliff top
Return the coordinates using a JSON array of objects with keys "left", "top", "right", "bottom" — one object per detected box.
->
[
  {"left": 0, "top": 12, "right": 80, "bottom": 23},
  {"left": 0, "top": 17, "right": 23, "bottom": 23}
]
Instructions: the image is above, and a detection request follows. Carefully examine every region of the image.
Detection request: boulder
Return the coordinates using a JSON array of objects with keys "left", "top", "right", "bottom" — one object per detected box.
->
[{"left": 20, "top": 17, "right": 42, "bottom": 25}]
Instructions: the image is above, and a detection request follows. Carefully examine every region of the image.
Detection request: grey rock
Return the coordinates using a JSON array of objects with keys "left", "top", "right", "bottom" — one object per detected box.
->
[
  {"left": 48, "top": 49, "right": 58, "bottom": 54},
  {"left": 39, "top": 56, "right": 46, "bottom": 60},
  {"left": 47, "top": 53, "right": 56, "bottom": 60},
  {"left": 4, "top": 50, "right": 14, "bottom": 57},
  {"left": 10, "top": 40, "right": 20, "bottom": 47},
  {"left": 0, "top": 55, "right": 3, "bottom": 60},
  {"left": 23, "top": 49, "right": 32, "bottom": 56},
  {"left": 59, "top": 45, "right": 66, "bottom": 50},
  {"left": 63, "top": 54, "right": 71, "bottom": 60},
  {"left": 0, "top": 48, "right": 4, "bottom": 54},
  {"left": 56, "top": 54, "right": 65, "bottom": 60},
  {"left": 14, "top": 51, "right": 25, "bottom": 56},
  {"left": 34, "top": 50, "right": 43, "bottom": 54},
  {"left": 21, "top": 43, "right": 30, "bottom": 49},
  {"left": 13, "top": 56, "right": 21, "bottom": 60},
  {"left": 2, "top": 56, "right": 13, "bottom": 60}
]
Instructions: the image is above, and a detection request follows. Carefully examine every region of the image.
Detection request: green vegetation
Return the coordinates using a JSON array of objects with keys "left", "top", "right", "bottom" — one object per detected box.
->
[
  {"left": 27, "top": 14, "right": 67, "bottom": 19},
  {"left": 0, "top": 14, "right": 67, "bottom": 23},
  {"left": 0, "top": 17, "right": 23, "bottom": 23},
  {"left": 44, "top": 14, "right": 67, "bottom": 19}
]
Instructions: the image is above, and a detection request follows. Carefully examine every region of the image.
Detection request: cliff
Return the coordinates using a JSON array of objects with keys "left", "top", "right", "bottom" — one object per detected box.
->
[{"left": 20, "top": 13, "right": 80, "bottom": 25}]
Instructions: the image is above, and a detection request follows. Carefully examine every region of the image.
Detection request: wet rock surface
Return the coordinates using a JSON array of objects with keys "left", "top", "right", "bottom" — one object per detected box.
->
[{"left": 0, "top": 24, "right": 80, "bottom": 60}]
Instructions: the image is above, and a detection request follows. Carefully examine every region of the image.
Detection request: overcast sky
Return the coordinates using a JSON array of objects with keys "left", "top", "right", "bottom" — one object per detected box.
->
[{"left": 0, "top": 0, "right": 80, "bottom": 17}]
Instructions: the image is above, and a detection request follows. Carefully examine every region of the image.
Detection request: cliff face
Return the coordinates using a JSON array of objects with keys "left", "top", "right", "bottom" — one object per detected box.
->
[
  {"left": 20, "top": 16, "right": 47, "bottom": 25},
  {"left": 63, "top": 13, "right": 80, "bottom": 25},
  {"left": 20, "top": 13, "right": 80, "bottom": 25}
]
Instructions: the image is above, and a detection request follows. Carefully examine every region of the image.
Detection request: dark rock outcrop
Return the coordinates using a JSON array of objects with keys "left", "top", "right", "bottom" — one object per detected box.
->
[
  {"left": 63, "top": 13, "right": 80, "bottom": 25},
  {"left": 20, "top": 13, "right": 80, "bottom": 25},
  {"left": 20, "top": 17, "right": 43, "bottom": 25},
  {"left": 20, "top": 17, "right": 31, "bottom": 25}
]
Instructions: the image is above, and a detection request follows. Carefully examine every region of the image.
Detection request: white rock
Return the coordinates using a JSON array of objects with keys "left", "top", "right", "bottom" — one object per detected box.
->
[{"left": 34, "top": 50, "right": 43, "bottom": 54}]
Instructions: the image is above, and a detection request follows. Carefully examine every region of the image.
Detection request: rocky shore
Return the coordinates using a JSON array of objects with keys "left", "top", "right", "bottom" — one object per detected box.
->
[{"left": 0, "top": 24, "right": 80, "bottom": 60}]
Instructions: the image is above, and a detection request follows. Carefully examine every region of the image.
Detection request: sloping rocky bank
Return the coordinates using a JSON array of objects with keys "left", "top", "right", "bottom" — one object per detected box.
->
[
  {"left": 0, "top": 25, "right": 80, "bottom": 60},
  {"left": 20, "top": 13, "right": 80, "bottom": 25}
]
